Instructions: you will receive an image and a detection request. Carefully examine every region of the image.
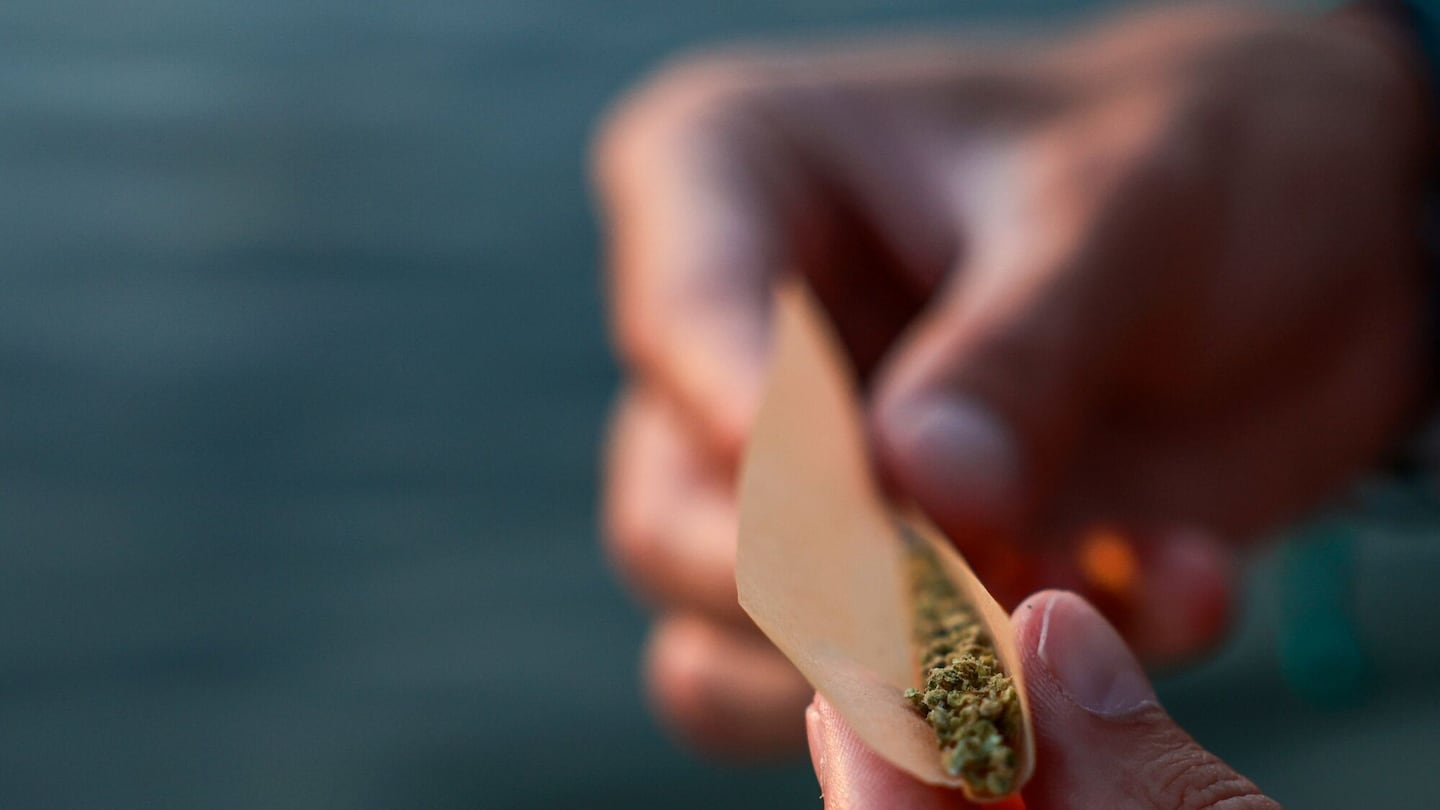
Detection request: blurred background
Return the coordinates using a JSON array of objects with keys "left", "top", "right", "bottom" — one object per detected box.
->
[{"left": 3, "top": 0, "right": 1437, "bottom": 808}]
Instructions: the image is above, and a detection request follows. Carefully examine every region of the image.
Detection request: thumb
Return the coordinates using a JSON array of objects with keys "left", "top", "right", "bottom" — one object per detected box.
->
[
  {"left": 1015, "top": 590, "right": 1278, "bottom": 810},
  {"left": 870, "top": 251, "right": 1118, "bottom": 546}
]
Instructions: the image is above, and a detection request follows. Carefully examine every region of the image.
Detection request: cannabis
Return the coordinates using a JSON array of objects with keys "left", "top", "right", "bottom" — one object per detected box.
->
[{"left": 902, "top": 541, "right": 1020, "bottom": 799}]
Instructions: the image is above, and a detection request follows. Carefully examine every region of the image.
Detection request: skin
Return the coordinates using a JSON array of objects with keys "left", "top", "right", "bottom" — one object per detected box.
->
[
  {"left": 809, "top": 590, "right": 1283, "bottom": 809},
  {"left": 592, "top": 0, "right": 1431, "bottom": 791}
]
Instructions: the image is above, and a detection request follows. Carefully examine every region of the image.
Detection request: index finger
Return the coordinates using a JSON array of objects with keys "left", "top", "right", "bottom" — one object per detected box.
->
[{"left": 593, "top": 58, "right": 795, "bottom": 461}]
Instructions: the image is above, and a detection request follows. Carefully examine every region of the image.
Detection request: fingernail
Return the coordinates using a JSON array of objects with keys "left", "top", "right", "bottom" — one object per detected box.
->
[
  {"left": 1036, "top": 591, "right": 1157, "bottom": 717},
  {"left": 884, "top": 397, "right": 1018, "bottom": 516},
  {"left": 805, "top": 701, "right": 827, "bottom": 797}
]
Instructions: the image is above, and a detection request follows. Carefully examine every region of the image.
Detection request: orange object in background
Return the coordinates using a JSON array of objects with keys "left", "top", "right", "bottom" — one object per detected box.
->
[{"left": 1077, "top": 528, "right": 1139, "bottom": 601}]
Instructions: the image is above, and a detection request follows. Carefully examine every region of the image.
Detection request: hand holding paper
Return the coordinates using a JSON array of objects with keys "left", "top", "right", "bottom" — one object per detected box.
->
[
  {"left": 597, "top": 2, "right": 1426, "bottom": 757},
  {"left": 737, "top": 285, "right": 1034, "bottom": 799},
  {"left": 743, "top": 286, "right": 1277, "bottom": 807},
  {"left": 805, "top": 592, "right": 1280, "bottom": 810}
]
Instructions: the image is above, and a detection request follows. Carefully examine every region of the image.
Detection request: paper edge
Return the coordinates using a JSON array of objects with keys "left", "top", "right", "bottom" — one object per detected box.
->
[{"left": 735, "top": 282, "right": 1034, "bottom": 798}]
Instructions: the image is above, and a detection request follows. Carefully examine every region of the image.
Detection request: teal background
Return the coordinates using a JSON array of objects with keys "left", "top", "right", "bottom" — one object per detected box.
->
[{"left": 1, "top": 1, "right": 1435, "bottom": 807}]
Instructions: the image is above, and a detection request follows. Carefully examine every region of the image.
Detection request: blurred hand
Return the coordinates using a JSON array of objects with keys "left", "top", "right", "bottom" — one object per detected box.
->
[
  {"left": 806, "top": 591, "right": 1280, "bottom": 810},
  {"left": 594, "top": 4, "right": 1429, "bottom": 756}
]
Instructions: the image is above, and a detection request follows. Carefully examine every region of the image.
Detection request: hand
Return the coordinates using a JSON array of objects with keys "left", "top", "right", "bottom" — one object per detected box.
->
[
  {"left": 807, "top": 591, "right": 1280, "bottom": 810},
  {"left": 595, "top": 4, "right": 1429, "bottom": 755}
]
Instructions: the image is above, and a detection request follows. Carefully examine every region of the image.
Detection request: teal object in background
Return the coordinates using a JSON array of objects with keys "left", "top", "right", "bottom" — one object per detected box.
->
[
  {"left": 1278, "top": 522, "right": 1368, "bottom": 704},
  {"left": 1405, "top": 1, "right": 1440, "bottom": 85},
  {"left": 1275, "top": 473, "right": 1440, "bottom": 705}
]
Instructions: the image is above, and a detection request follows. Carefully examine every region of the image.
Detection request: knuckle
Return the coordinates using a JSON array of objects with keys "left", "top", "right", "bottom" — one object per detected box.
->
[
  {"left": 1135, "top": 723, "right": 1278, "bottom": 810},
  {"left": 955, "top": 317, "right": 1079, "bottom": 430},
  {"left": 609, "top": 304, "right": 661, "bottom": 373},
  {"left": 591, "top": 49, "right": 780, "bottom": 192},
  {"left": 602, "top": 483, "right": 664, "bottom": 590},
  {"left": 643, "top": 620, "right": 729, "bottom": 747},
  {"left": 1133, "top": 91, "right": 1225, "bottom": 197},
  {"left": 601, "top": 414, "right": 666, "bottom": 589},
  {"left": 1043, "top": 88, "right": 1223, "bottom": 212}
]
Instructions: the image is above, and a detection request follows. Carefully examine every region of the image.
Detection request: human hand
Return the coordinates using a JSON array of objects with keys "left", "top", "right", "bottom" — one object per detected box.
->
[
  {"left": 595, "top": 4, "right": 1429, "bottom": 755},
  {"left": 806, "top": 590, "right": 1280, "bottom": 810}
]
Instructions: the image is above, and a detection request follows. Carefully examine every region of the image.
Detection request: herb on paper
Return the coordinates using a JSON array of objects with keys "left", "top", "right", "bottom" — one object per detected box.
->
[{"left": 902, "top": 541, "right": 1020, "bottom": 799}]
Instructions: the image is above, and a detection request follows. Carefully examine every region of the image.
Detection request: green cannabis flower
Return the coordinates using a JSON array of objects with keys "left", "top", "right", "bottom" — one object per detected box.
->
[{"left": 902, "top": 541, "right": 1020, "bottom": 798}]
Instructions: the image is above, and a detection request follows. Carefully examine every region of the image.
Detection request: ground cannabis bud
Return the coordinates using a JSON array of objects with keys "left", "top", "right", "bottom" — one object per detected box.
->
[{"left": 902, "top": 540, "right": 1021, "bottom": 798}]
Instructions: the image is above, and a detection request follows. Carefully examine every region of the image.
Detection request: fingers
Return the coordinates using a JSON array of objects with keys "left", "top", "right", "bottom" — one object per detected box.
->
[
  {"left": 1124, "top": 528, "right": 1232, "bottom": 666},
  {"left": 863, "top": 130, "right": 1247, "bottom": 668},
  {"left": 868, "top": 219, "right": 1123, "bottom": 546},
  {"left": 973, "top": 528, "right": 1235, "bottom": 668},
  {"left": 806, "top": 695, "right": 1003, "bottom": 810},
  {"left": 607, "top": 390, "right": 813, "bottom": 757},
  {"left": 1013, "top": 591, "right": 1279, "bottom": 810},
  {"left": 869, "top": 85, "right": 1209, "bottom": 547},
  {"left": 603, "top": 388, "right": 749, "bottom": 626},
  {"left": 806, "top": 591, "right": 1265, "bottom": 809},
  {"left": 594, "top": 59, "right": 795, "bottom": 459},
  {"left": 1055, "top": 270, "right": 1426, "bottom": 538},
  {"left": 645, "top": 613, "right": 812, "bottom": 759}
]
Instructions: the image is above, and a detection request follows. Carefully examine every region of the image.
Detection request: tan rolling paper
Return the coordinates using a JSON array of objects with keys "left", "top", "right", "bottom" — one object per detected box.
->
[{"left": 736, "top": 283, "right": 1034, "bottom": 800}]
